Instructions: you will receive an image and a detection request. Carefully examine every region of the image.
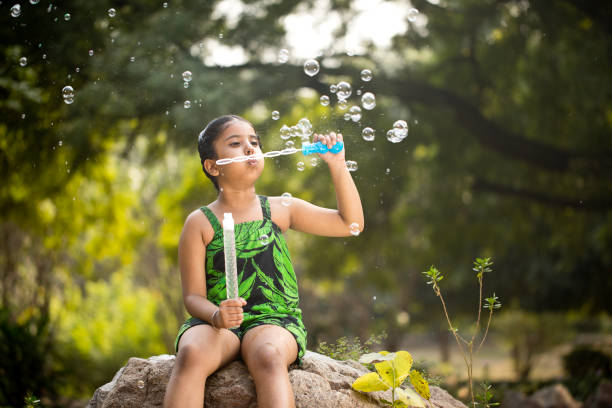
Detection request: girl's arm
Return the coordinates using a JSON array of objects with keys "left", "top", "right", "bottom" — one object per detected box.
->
[
  {"left": 287, "top": 132, "right": 364, "bottom": 237},
  {"left": 179, "top": 211, "right": 245, "bottom": 328}
]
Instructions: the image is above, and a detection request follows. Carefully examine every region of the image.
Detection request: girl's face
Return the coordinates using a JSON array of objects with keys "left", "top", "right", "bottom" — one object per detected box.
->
[{"left": 210, "top": 120, "right": 264, "bottom": 189}]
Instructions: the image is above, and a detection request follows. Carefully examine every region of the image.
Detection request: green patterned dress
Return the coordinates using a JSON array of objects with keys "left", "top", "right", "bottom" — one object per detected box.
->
[{"left": 174, "top": 195, "right": 307, "bottom": 365}]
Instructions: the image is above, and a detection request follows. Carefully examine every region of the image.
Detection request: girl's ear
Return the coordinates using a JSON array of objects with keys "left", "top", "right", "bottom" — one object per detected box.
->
[{"left": 204, "top": 158, "right": 219, "bottom": 176}]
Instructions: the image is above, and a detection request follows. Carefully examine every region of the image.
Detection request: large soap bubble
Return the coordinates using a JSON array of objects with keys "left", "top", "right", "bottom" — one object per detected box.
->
[
  {"left": 303, "top": 59, "right": 320, "bottom": 77},
  {"left": 349, "top": 106, "right": 362, "bottom": 122},
  {"left": 108, "top": 8, "right": 116, "bottom": 17},
  {"left": 62, "top": 86, "right": 75, "bottom": 104},
  {"left": 11, "top": 4, "right": 21, "bottom": 17},
  {"left": 361, "top": 92, "right": 376, "bottom": 110},
  {"left": 336, "top": 81, "right": 352, "bottom": 100},
  {"left": 362, "top": 127, "right": 375, "bottom": 141},
  {"left": 360, "top": 69, "right": 373, "bottom": 82}
]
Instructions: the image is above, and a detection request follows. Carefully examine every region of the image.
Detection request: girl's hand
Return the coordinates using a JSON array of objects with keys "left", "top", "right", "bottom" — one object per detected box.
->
[
  {"left": 313, "top": 132, "right": 345, "bottom": 165},
  {"left": 214, "top": 298, "right": 246, "bottom": 328}
]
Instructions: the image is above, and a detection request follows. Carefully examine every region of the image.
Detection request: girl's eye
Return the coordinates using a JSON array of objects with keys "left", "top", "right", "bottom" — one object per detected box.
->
[
  {"left": 230, "top": 142, "right": 240, "bottom": 147},
  {"left": 251, "top": 141, "right": 259, "bottom": 147}
]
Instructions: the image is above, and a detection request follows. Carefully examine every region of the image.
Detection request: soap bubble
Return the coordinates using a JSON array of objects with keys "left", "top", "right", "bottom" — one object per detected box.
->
[
  {"left": 346, "top": 160, "right": 358, "bottom": 172},
  {"left": 408, "top": 8, "right": 419, "bottom": 22},
  {"left": 296, "top": 161, "right": 305, "bottom": 171},
  {"left": 30, "top": 0, "right": 40, "bottom": 4},
  {"left": 338, "top": 99, "right": 348, "bottom": 110},
  {"left": 303, "top": 59, "right": 320, "bottom": 77},
  {"left": 163, "top": 2, "right": 168, "bottom": 8},
  {"left": 362, "top": 127, "right": 375, "bottom": 141},
  {"left": 336, "top": 81, "right": 352, "bottom": 100},
  {"left": 183, "top": 82, "right": 189, "bottom": 88},
  {"left": 360, "top": 69, "right": 373, "bottom": 82},
  {"left": 285, "top": 140, "right": 295, "bottom": 148},
  {"left": 320, "top": 95, "right": 330, "bottom": 106},
  {"left": 290, "top": 125, "right": 299, "bottom": 137},
  {"left": 130, "top": 56, "right": 135, "bottom": 62},
  {"left": 10, "top": 4, "right": 21, "bottom": 17},
  {"left": 259, "top": 234, "right": 270, "bottom": 245},
  {"left": 310, "top": 157, "right": 319, "bottom": 167},
  {"left": 218, "top": 33, "right": 224, "bottom": 39},
  {"left": 108, "top": 8, "right": 116, "bottom": 17},
  {"left": 356, "top": 89, "right": 362, "bottom": 96},
  {"left": 88, "top": 49, "right": 94, "bottom": 56},
  {"left": 343, "top": 113, "right": 351, "bottom": 121},
  {"left": 279, "top": 125, "right": 290, "bottom": 140},
  {"left": 271, "top": 110, "right": 280, "bottom": 120},
  {"left": 62, "top": 86, "right": 74, "bottom": 104},
  {"left": 386, "top": 129, "right": 402, "bottom": 143},
  {"left": 385, "top": 168, "right": 391, "bottom": 175},
  {"left": 182, "top": 70, "right": 192, "bottom": 82},
  {"left": 329, "top": 84, "right": 337, "bottom": 94},
  {"left": 393, "top": 120, "right": 408, "bottom": 138},
  {"left": 281, "top": 192, "right": 292, "bottom": 206},
  {"left": 64, "top": 13, "right": 71, "bottom": 21},
  {"left": 184, "top": 100, "right": 191, "bottom": 109},
  {"left": 349, "top": 222, "right": 360, "bottom": 236},
  {"left": 349, "top": 106, "right": 362, "bottom": 122},
  {"left": 19, "top": 57, "right": 27, "bottom": 67},
  {"left": 361, "top": 92, "right": 376, "bottom": 110},
  {"left": 298, "top": 118, "right": 313, "bottom": 136},
  {"left": 137, "top": 380, "right": 145, "bottom": 389},
  {"left": 278, "top": 49, "right": 289, "bottom": 63}
]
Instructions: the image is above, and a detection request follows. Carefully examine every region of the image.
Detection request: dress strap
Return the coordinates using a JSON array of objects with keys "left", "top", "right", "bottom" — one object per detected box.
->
[
  {"left": 199, "top": 206, "right": 222, "bottom": 233},
  {"left": 258, "top": 195, "right": 271, "bottom": 220}
]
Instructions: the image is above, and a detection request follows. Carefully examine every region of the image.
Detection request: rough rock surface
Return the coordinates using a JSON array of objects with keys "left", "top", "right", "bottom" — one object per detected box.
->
[
  {"left": 502, "top": 383, "right": 583, "bottom": 408},
  {"left": 87, "top": 351, "right": 466, "bottom": 408}
]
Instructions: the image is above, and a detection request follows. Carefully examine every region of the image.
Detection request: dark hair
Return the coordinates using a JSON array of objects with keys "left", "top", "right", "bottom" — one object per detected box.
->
[{"left": 197, "top": 115, "right": 259, "bottom": 191}]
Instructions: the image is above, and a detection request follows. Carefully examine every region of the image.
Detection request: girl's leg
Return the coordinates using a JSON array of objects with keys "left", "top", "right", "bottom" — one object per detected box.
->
[
  {"left": 240, "top": 325, "right": 298, "bottom": 408},
  {"left": 164, "top": 325, "right": 241, "bottom": 408}
]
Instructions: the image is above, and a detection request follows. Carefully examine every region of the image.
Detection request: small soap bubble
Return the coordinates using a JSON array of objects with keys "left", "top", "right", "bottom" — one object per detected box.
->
[
  {"left": 62, "top": 86, "right": 75, "bottom": 104},
  {"left": 184, "top": 100, "right": 191, "bottom": 109},
  {"left": 75, "top": 67, "right": 80, "bottom": 73},
  {"left": 349, "top": 222, "right": 360, "bottom": 236},
  {"left": 108, "top": 8, "right": 116, "bottom": 18},
  {"left": 218, "top": 33, "right": 223, "bottom": 39},
  {"left": 42, "top": 54, "right": 47, "bottom": 59},
  {"left": 385, "top": 168, "right": 391, "bottom": 175},
  {"left": 373, "top": 295, "right": 377, "bottom": 301},
  {"left": 298, "top": 118, "right": 313, "bottom": 136},
  {"left": 329, "top": 84, "right": 337, "bottom": 94},
  {"left": 408, "top": 8, "right": 419, "bottom": 22},
  {"left": 338, "top": 99, "right": 348, "bottom": 110},
  {"left": 336, "top": 81, "right": 352, "bottom": 100},
  {"left": 58, "top": 140, "right": 63, "bottom": 146},
  {"left": 349, "top": 106, "right": 362, "bottom": 122},
  {"left": 346, "top": 160, "right": 358, "bottom": 172},
  {"left": 64, "top": 13, "right": 71, "bottom": 21},
  {"left": 361, "top": 92, "right": 376, "bottom": 110},
  {"left": 183, "top": 82, "right": 189, "bottom": 88},
  {"left": 30, "top": 0, "right": 40, "bottom": 4},
  {"left": 21, "top": 113, "right": 26, "bottom": 119},
  {"left": 320, "top": 95, "right": 330, "bottom": 106},
  {"left": 281, "top": 192, "right": 292, "bottom": 206},
  {"left": 137, "top": 380, "right": 145, "bottom": 389},
  {"left": 259, "top": 234, "right": 270, "bottom": 245},
  {"left": 303, "top": 59, "right": 320, "bottom": 77},
  {"left": 360, "top": 69, "right": 373, "bottom": 82},
  {"left": 19, "top": 57, "right": 27, "bottom": 67},
  {"left": 279, "top": 124, "right": 290, "bottom": 140},
  {"left": 343, "top": 113, "right": 350, "bottom": 121},
  {"left": 163, "top": 2, "right": 168, "bottom": 8},
  {"left": 182, "top": 70, "right": 192, "bottom": 82},
  {"left": 278, "top": 49, "right": 289, "bottom": 63},
  {"left": 296, "top": 161, "right": 305, "bottom": 171},
  {"left": 11, "top": 4, "right": 21, "bottom": 17},
  {"left": 271, "top": 110, "right": 280, "bottom": 120},
  {"left": 290, "top": 125, "right": 299, "bottom": 137},
  {"left": 356, "top": 89, "right": 362, "bottom": 96},
  {"left": 362, "top": 127, "right": 375, "bottom": 141},
  {"left": 285, "top": 140, "right": 295, "bottom": 148},
  {"left": 386, "top": 129, "right": 402, "bottom": 143},
  {"left": 393, "top": 120, "right": 408, "bottom": 138},
  {"left": 88, "top": 49, "right": 94, "bottom": 56},
  {"left": 310, "top": 157, "right": 319, "bottom": 167},
  {"left": 130, "top": 56, "right": 135, "bottom": 62}
]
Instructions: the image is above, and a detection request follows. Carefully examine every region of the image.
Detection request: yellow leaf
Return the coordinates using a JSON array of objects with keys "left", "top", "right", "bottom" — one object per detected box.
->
[
  {"left": 375, "top": 360, "right": 396, "bottom": 388},
  {"left": 395, "top": 387, "right": 426, "bottom": 408},
  {"left": 352, "top": 372, "right": 390, "bottom": 392},
  {"left": 393, "top": 351, "right": 414, "bottom": 386},
  {"left": 409, "top": 370, "right": 431, "bottom": 400}
]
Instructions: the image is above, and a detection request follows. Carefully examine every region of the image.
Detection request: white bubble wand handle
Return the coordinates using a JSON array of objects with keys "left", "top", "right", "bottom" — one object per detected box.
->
[{"left": 223, "top": 213, "right": 239, "bottom": 301}]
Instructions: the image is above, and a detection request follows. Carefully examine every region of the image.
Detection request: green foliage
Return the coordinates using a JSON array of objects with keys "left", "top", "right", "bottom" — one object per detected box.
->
[
  {"left": 23, "top": 392, "right": 41, "bottom": 408},
  {"left": 316, "top": 331, "right": 387, "bottom": 361},
  {"left": 475, "top": 381, "right": 500, "bottom": 408},
  {"left": 352, "top": 351, "right": 430, "bottom": 407},
  {"left": 422, "top": 257, "right": 501, "bottom": 407}
]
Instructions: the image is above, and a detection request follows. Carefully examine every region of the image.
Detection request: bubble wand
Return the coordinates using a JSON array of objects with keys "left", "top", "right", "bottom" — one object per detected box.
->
[
  {"left": 215, "top": 140, "right": 344, "bottom": 165},
  {"left": 222, "top": 213, "right": 240, "bottom": 328}
]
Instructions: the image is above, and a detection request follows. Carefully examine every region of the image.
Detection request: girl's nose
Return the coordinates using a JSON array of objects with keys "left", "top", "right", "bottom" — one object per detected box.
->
[{"left": 245, "top": 144, "right": 254, "bottom": 155}]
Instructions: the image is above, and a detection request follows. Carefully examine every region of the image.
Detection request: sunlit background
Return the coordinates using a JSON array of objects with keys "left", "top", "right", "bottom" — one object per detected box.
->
[{"left": 2, "top": 0, "right": 611, "bottom": 406}]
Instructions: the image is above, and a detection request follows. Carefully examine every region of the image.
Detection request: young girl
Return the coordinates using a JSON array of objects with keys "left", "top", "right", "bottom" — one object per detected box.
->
[{"left": 163, "top": 114, "right": 363, "bottom": 408}]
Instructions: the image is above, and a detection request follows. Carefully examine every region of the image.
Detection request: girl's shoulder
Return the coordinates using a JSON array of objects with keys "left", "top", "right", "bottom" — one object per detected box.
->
[
  {"left": 184, "top": 206, "right": 216, "bottom": 246},
  {"left": 267, "top": 196, "right": 291, "bottom": 232}
]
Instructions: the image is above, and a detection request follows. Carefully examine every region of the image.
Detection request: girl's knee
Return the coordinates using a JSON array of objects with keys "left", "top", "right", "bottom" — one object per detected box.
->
[
  {"left": 176, "top": 342, "right": 218, "bottom": 376},
  {"left": 248, "top": 343, "right": 286, "bottom": 372}
]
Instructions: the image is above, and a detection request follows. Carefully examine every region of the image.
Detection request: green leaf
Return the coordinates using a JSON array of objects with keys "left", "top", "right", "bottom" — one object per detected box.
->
[{"left": 352, "top": 372, "right": 390, "bottom": 392}]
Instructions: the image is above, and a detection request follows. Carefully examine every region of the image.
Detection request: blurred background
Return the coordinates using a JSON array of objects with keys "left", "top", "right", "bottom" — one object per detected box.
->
[{"left": 1, "top": 0, "right": 611, "bottom": 406}]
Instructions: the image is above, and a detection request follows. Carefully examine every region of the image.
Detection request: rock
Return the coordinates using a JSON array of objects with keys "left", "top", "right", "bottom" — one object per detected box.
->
[
  {"left": 87, "top": 351, "right": 467, "bottom": 408},
  {"left": 584, "top": 380, "right": 612, "bottom": 408},
  {"left": 530, "top": 384, "right": 582, "bottom": 408},
  {"left": 503, "top": 390, "right": 544, "bottom": 408}
]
